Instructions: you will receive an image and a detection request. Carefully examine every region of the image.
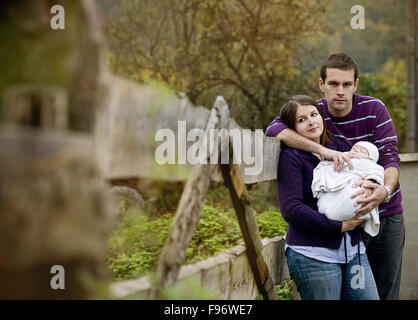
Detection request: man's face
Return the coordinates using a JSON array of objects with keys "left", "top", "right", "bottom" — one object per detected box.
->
[{"left": 318, "top": 68, "right": 359, "bottom": 117}]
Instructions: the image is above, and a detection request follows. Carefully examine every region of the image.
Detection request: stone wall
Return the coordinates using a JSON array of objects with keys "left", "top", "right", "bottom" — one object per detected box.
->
[{"left": 399, "top": 153, "right": 418, "bottom": 299}]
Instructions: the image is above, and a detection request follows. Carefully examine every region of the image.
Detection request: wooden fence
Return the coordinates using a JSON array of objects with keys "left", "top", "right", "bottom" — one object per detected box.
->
[{"left": 94, "top": 79, "right": 283, "bottom": 299}]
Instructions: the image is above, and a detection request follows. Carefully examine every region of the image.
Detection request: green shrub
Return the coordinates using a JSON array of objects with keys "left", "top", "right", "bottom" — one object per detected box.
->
[
  {"left": 107, "top": 208, "right": 173, "bottom": 281},
  {"left": 107, "top": 205, "right": 287, "bottom": 282},
  {"left": 186, "top": 206, "right": 242, "bottom": 264},
  {"left": 275, "top": 279, "right": 293, "bottom": 300},
  {"left": 256, "top": 208, "right": 288, "bottom": 239},
  {"left": 255, "top": 279, "right": 293, "bottom": 300}
]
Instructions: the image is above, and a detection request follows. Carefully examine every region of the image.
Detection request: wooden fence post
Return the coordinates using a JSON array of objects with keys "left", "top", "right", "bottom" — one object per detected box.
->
[
  {"left": 151, "top": 97, "right": 229, "bottom": 298},
  {"left": 220, "top": 162, "right": 277, "bottom": 300}
]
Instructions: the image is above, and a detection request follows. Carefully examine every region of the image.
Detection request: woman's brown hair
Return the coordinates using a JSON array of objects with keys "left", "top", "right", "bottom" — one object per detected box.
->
[{"left": 279, "top": 95, "right": 330, "bottom": 146}]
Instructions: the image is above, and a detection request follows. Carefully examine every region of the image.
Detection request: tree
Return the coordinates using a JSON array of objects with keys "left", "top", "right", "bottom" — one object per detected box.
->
[
  {"left": 357, "top": 59, "right": 407, "bottom": 152},
  {"left": 105, "top": 0, "right": 327, "bottom": 128}
]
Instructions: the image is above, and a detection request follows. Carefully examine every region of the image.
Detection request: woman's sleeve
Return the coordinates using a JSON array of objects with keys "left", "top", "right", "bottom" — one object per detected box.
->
[{"left": 277, "top": 150, "right": 342, "bottom": 236}]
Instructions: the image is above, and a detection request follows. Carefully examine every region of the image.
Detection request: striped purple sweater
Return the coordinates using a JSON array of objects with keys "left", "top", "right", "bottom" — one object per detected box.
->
[{"left": 266, "top": 93, "right": 403, "bottom": 217}]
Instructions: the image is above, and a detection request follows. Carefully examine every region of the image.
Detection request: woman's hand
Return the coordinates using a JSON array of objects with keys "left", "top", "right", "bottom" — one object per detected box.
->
[
  {"left": 319, "top": 146, "right": 356, "bottom": 172},
  {"left": 341, "top": 215, "right": 364, "bottom": 232}
]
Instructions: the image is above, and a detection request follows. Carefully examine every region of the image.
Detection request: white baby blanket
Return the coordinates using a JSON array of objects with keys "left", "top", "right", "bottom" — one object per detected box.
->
[{"left": 311, "top": 158, "right": 385, "bottom": 236}]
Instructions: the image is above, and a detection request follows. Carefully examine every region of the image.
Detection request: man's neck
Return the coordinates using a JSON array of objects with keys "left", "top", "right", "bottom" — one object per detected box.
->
[{"left": 328, "top": 105, "right": 353, "bottom": 117}]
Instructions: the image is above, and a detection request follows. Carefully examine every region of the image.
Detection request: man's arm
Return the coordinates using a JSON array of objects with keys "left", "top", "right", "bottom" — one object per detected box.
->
[
  {"left": 353, "top": 167, "right": 399, "bottom": 216},
  {"left": 384, "top": 167, "right": 400, "bottom": 194},
  {"left": 277, "top": 128, "right": 353, "bottom": 171},
  {"left": 352, "top": 101, "right": 401, "bottom": 215}
]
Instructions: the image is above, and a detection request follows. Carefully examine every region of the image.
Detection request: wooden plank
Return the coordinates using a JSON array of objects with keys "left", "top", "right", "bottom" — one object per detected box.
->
[
  {"left": 151, "top": 97, "right": 230, "bottom": 298},
  {"left": 94, "top": 77, "right": 280, "bottom": 183},
  {"left": 220, "top": 162, "right": 277, "bottom": 300}
]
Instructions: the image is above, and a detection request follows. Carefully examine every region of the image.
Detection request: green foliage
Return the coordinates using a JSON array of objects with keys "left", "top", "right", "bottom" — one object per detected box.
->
[
  {"left": 107, "top": 208, "right": 172, "bottom": 280},
  {"left": 247, "top": 181, "right": 279, "bottom": 214},
  {"left": 256, "top": 208, "right": 289, "bottom": 240},
  {"left": 357, "top": 59, "right": 407, "bottom": 152},
  {"left": 204, "top": 183, "right": 233, "bottom": 211},
  {"left": 160, "top": 276, "right": 220, "bottom": 300},
  {"left": 256, "top": 279, "right": 293, "bottom": 300},
  {"left": 186, "top": 205, "right": 242, "bottom": 264},
  {"left": 107, "top": 204, "right": 287, "bottom": 282},
  {"left": 275, "top": 279, "right": 293, "bottom": 300},
  {"left": 298, "top": 0, "right": 407, "bottom": 74}
]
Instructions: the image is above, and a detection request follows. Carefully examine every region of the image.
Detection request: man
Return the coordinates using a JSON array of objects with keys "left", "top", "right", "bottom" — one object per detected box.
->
[{"left": 266, "top": 53, "right": 405, "bottom": 300}]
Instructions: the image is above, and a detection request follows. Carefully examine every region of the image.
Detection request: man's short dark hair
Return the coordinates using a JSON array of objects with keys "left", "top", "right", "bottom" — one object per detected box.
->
[{"left": 320, "top": 53, "right": 359, "bottom": 81}]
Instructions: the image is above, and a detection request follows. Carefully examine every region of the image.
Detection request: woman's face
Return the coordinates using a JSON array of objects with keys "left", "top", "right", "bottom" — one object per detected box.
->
[{"left": 294, "top": 104, "right": 324, "bottom": 144}]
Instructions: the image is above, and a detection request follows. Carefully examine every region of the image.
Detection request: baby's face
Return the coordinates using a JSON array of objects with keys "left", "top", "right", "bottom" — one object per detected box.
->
[{"left": 350, "top": 145, "right": 370, "bottom": 158}]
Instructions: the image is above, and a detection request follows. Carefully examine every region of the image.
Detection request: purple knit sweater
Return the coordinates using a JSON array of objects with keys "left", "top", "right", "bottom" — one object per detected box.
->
[
  {"left": 277, "top": 136, "right": 361, "bottom": 248},
  {"left": 267, "top": 93, "right": 403, "bottom": 218}
]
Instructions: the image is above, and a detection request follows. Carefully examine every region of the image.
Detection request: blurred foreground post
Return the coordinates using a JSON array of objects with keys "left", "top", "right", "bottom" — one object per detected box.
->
[
  {"left": 0, "top": 127, "right": 115, "bottom": 299},
  {"left": 0, "top": 0, "right": 115, "bottom": 299}
]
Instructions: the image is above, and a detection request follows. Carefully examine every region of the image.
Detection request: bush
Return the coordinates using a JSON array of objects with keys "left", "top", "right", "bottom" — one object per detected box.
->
[
  {"left": 256, "top": 208, "right": 289, "bottom": 239},
  {"left": 186, "top": 206, "right": 242, "bottom": 264},
  {"left": 107, "top": 205, "right": 287, "bottom": 281},
  {"left": 107, "top": 208, "right": 173, "bottom": 281},
  {"left": 256, "top": 279, "right": 294, "bottom": 300}
]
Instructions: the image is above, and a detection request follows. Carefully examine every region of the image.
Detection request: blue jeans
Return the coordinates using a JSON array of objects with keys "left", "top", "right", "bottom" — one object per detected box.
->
[{"left": 285, "top": 247, "right": 379, "bottom": 300}]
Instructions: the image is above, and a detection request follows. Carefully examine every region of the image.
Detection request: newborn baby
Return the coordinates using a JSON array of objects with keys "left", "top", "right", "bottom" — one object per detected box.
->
[{"left": 311, "top": 141, "right": 384, "bottom": 236}]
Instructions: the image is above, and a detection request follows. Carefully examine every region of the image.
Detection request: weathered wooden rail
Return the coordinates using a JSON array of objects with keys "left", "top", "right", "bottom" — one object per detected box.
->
[{"left": 94, "top": 74, "right": 280, "bottom": 185}]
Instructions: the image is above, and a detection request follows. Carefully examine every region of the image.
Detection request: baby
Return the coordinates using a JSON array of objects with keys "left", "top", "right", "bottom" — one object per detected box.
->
[{"left": 311, "top": 141, "right": 384, "bottom": 236}]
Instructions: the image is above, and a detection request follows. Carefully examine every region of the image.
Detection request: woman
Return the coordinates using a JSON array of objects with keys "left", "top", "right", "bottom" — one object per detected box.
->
[{"left": 276, "top": 95, "right": 379, "bottom": 300}]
